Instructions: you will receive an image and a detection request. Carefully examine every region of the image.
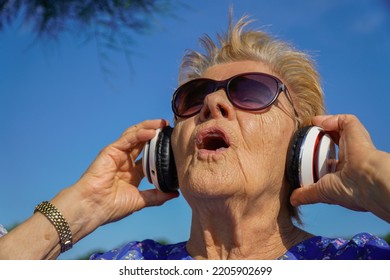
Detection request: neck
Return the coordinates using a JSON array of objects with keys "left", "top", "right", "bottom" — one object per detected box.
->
[{"left": 186, "top": 195, "right": 311, "bottom": 260}]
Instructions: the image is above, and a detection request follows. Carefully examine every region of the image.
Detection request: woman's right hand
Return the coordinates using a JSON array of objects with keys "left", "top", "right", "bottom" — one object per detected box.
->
[
  {"left": 53, "top": 119, "right": 179, "bottom": 241},
  {"left": 0, "top": 119, "right": 179, "bottom": 259}
]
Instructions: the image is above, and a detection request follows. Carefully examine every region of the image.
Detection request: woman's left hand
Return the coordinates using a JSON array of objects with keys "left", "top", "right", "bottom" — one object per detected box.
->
[{"left": 290, "top": 114, "right": 390, "bottom": 223}]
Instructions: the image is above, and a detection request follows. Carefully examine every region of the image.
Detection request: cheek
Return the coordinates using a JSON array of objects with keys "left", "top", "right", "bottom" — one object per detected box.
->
[
  {"left": 171, "top": 122, "right": 193, "bottom": 179},
  {"left": 239, "top": 112, "right": 293, "bottom": 184}
]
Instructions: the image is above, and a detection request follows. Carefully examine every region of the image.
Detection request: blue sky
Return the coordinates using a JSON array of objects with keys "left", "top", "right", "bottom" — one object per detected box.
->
[{"left": 0, "top": 0, "right": 389, "bottom": 259}]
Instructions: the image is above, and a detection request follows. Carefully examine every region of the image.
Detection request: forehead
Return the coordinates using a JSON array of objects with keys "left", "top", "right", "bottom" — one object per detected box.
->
[{"left": 202, "top": 60, "right": 274, "bottom": 80}]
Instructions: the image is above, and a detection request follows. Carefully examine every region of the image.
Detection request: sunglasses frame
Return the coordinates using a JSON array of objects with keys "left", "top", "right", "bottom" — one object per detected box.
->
[{"left": 171, "top": 72, "right": 296, "bottom": 118}]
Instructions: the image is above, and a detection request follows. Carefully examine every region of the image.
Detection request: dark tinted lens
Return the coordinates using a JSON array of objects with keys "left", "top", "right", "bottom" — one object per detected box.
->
[
  {"left": 228, "top": 74, "right": 278, "bottom": 110},
  {"left": 174, "top": 79, "right": 215, "bottom": 117}
]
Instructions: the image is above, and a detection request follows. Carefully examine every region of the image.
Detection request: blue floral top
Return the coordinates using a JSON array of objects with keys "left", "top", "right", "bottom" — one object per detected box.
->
[
  {"left": 0, "top": 224, "right": 388, "bottom": 259},
  {"left": 90, "top": 232, "right": 390, "bottom": 260},
  {"left": 0, "top": 224, "right": 7, "bottom": 237}
]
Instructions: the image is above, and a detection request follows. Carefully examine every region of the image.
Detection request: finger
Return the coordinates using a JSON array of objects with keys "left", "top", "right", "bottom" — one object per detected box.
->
[
  {"left": 336, "top": 115, "right": 374, "bottom": 149},
  {"left": 128, "top": 159, "right": 146, "bottom": 187},
  {"left": 128, "top": 141, "right": 148, "bottom": 164},
  {"left": 314, "top": 115, "right": 370, "bottom": 143},
  {"left": 121, "top": 119, "right": 168, "bottom": 136},
  {"left": 290, "top": 173, "right": 367, "bottom": 212},
  {"left": 312, "top": 114, "right": 341, "bottom": 131},
  {"left": 138, "top": 189, "right": 180, "bottom": 208},
  {"left": 311, "top": 115, "right": 333, "bottom": 126},
  {"left": 290, "top": 172, "right": 338, "bottom": 206},
  {"left": 290, "top": 183, "right": 365, "bottom": 212},
  {"left": 113, "top": 119, "right": 168, "bottom": 151},
  {"left": 312, "top": 115, "right": 341, "bottom": 144},
  {"left": 127, "top": 120, "right": 170, "bottom": 162},
  {"left": 290, "top": 184, "right": 320, "bottom": 207},
  {"left": 313, "top": 114, "right": 375, "bottom": 148}
]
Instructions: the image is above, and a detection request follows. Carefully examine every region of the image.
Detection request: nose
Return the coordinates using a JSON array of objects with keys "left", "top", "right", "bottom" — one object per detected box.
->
[{"left": 198, "top": 90, "right": 236, "bottom": 121}]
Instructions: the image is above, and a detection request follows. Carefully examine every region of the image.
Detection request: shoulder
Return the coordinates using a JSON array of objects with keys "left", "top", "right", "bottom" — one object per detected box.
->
[
  {"left": 90, "top": 239, "right": 191, "bottom": 260},
  {"left": 279, "top": 232, "right": 390, "bottom": 260}
]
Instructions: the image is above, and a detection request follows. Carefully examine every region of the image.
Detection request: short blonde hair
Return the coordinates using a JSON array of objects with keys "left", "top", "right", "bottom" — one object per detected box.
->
[
  {"left": 178, "top": 15, "right": 325, "bottom": 127},
  {"left": 178, "top": 15, "right": 325, "bottom": 222}
]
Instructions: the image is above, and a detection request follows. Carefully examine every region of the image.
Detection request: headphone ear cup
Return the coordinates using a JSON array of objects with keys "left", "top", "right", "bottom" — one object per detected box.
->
[
  {"left": 155, "top": 126, "right": 179, "bottom": 192},
  {"left": 286, "top": 125, "right": 337, "bottom": 190},
  {"left": 286, "top": 126, "right": 312, "bottom": 190}
]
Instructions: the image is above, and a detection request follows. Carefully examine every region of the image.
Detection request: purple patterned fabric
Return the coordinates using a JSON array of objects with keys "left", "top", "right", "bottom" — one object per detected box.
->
[
  {"left": 278, "top": 232, "right": 390, "bottom": 259},
  {"left": 90, "top": 232, "right": 390, "bottom": 260},
  {"left": 0, "top": 224, "right": 7, "bottom": 237}
]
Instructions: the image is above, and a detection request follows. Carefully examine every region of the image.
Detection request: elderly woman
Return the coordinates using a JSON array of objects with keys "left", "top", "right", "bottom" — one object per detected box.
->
[{"left": 0, "top": 16, "right": 389, "bottom": 260}]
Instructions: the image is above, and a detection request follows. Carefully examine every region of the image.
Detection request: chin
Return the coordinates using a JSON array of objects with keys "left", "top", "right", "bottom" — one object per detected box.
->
[{"left": 179, "top": 166, "right": 243, "bottom": 199}]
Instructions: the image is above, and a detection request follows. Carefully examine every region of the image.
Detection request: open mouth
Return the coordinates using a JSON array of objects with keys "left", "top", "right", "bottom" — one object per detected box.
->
[{"left": 196, "top": 128, "right": 230, "bottom": 151}]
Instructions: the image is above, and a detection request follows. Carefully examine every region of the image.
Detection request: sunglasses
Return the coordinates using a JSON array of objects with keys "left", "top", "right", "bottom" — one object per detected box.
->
[{"left": 172, "top": 72, "right": 294, "bottom": 118}]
